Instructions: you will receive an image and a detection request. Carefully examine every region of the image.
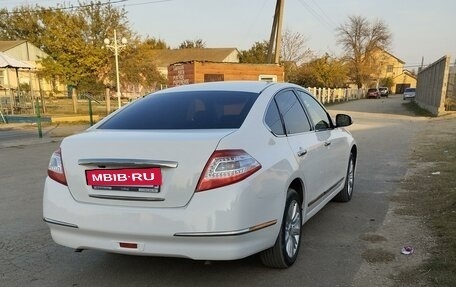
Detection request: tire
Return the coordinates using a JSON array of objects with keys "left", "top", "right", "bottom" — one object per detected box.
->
[
  {"left": 260, "top": 188, "right": 302, "bottom": 268},
  {"left": 333, "top": 153, "right": 355, "bottom": 202}
]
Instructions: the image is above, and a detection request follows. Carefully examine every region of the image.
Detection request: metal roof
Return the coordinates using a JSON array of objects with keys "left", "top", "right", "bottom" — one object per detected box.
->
[
  {"left": 0, "top": 40, "right": 27, "bottom": 52},
  {"left": 0, "top": 52, "right": 32, "bottom": 69},
  {"left": 150, "top": 48, "right": 239, "bottom": 67}
]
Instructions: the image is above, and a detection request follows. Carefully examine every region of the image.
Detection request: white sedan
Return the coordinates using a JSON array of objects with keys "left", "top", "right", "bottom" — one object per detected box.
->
[
  {"left": 44, "top": 81, "right": 357, "bottom": 268},
  {"left": 403, "top": 87, "right": 416, "bottom": 100}
]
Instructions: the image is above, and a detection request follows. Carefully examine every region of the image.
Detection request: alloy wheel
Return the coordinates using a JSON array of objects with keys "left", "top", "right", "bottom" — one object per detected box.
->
[{"left": 284, "top": 200, "right": 301, "bottom": 258}]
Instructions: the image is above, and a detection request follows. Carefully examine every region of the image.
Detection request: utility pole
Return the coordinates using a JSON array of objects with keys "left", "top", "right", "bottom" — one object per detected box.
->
[
  {"left": 267, "top": 1, "right": 279, "bottom": 63},
  {"left": 267, "top": 0, "right": 285, "bottom": 64},
  {"left": 418, "top": 56, "right": 424, "bottom": 73},
  {"left": 104, "top": 29, "right": 128, "bottom": 109}
]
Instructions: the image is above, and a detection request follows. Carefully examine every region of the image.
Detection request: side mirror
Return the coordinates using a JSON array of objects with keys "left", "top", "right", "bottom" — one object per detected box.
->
[{"left": 336, "top": 114, "right": 353, "bottom": 127}]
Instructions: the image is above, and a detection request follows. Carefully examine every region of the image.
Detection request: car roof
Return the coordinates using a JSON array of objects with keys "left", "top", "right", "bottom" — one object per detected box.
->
[{"left": 157, "top": 81, "right": 278, "bottom": 94}]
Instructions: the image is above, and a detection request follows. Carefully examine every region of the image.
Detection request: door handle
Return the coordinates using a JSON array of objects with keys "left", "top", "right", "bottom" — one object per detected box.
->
[
  {"left": 324, "top": 141, "right": 331, "bottom": 147},
  {"left": 297, "top": 149, "right": 308, "bottom": 157}
]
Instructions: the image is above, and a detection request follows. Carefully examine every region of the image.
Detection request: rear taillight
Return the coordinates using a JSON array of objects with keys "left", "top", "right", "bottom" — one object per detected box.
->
[
  {"left": 196, "top": 149, "right": 261, "bottom": 192},
  {"left": 48, "top": 148, "right": 67, "bottom": 186}
]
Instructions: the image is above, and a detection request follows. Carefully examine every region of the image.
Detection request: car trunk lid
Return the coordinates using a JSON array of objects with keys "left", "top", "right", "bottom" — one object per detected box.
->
[{"left": 60, "top": 129, "right": 233, "bottom": 208}]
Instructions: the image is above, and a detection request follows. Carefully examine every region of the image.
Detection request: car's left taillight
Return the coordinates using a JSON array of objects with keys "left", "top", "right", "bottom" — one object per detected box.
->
[
  {"left": 196, "top": 149, "right": 261, "bottom": 192},
  {"left": 48, "top": 148, "right": 67, "bottom": 186}
]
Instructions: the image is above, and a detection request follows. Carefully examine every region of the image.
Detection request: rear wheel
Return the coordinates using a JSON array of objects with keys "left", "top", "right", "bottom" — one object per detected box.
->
[
  {"left": 260, "top": 188, "right": 302, "bottom": 268},
  {"left": 333, "top": 153, "right": 355, "bottom": 202}
]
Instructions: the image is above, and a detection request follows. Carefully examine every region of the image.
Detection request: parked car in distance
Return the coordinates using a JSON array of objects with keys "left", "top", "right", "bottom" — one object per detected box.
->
[
  {"left": 378, "top": 87, "right": 389, "bottom": 97},
  {"left": 43, "top": 81, "right": 357, "bottom": 268},
  {"left": 403, "top": 87, "right": 416, "bottom": 100},
  {"left": 366, "top": 88, "right": 380, "bottom": 99}
]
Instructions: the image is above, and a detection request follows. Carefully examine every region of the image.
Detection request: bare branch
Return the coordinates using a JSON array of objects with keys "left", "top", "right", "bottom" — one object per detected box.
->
[{"left": 336, "top": 15, "right": 392, "bottom": 88}]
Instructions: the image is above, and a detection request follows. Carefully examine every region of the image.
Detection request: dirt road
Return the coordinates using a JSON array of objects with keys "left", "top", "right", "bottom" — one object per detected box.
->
[{"left": 1, "top": 95, "right": 451, "bottom": 286}]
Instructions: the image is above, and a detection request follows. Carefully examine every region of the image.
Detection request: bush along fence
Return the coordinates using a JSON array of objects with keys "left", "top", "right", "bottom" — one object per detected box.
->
[{"left": 306, "top": 87, "right": 365, "bottom": 104}]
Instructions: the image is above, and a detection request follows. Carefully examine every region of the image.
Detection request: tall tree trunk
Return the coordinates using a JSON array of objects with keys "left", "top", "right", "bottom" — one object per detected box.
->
[{"left": 72, "top": 87, "right": 78, "bottom": 114}]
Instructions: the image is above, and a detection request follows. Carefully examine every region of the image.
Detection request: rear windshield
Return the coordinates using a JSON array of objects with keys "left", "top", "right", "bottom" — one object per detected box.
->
[
  {"left": 98, "top": 91, "right": 259, "bottom": 129},
  {"left": 405, "top": 88, "right": 416, "bottom": 92}
]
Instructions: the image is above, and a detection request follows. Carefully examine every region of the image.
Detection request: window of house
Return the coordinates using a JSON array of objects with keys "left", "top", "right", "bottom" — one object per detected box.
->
[
  {"left": 259, "top": 75, "right": 277, "bottom": 82},
  {"left": 386, "top": 65, "right": 393, "bottom": 73},
  {"left": 204, "top": 74, "right": 224, "bottom": 82}
]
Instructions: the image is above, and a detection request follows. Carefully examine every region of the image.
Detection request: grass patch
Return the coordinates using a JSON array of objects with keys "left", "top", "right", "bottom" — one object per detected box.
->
[
  {"left": 393, "top": 119, "right": 456, "bottom": 286},
  {"left": 402, "top": 101, "right": 435, "bottom": 117}
]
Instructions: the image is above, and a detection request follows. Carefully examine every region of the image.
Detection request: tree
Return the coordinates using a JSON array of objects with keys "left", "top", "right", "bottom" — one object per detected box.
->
[
  {"left": 289, "top": 54, "right": 348, "bottom": 88},
  {"left": 0, "top": 3, "right": 130, "bottom": 95},
  {"left": 0, "top": 2, "right": 166, "bottom": 98},
  {"left": 379, "top": 77, "right": 394, "bottom": 90},
  {"left": 239, "top": 41, "right": 269, "bottom": 64},
  {"left": 120, "top": 41, "right": 167, "bottom": 93},
  {"left": 178, "top": 39, "right": 205, "bottom": 49},
  {"left": 143, "top": 37, "right": 168, "bottom": 49},
  {"left": 336, "top": 15, "right": 392, "bottom": 88},
  {"left": 0, "top": 6, "right": 46, "bottom": 45},
  {"left": 280, "top": 29, "right": 313, "bottom": 81},
  {"left": 281, "top": 28, "right": 312, "bottom": 65},
  {"left": 240, "top": 30, "right": 312, "bottom": 81}
]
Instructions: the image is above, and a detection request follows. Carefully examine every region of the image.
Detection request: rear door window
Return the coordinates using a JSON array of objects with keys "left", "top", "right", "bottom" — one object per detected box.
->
[{"left": 273, "top": 90, "right": 311, "bottom": 135}]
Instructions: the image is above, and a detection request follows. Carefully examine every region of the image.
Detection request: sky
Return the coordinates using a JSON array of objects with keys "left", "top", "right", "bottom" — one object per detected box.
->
[{"left": 3, "top": 0, "right": 456, "bottom": 69}]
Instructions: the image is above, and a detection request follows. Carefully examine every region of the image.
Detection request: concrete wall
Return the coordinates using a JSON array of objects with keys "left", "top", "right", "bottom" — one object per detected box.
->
[
  {"left": 416, "top": 55, "right": 451, "bottom": 115},
  {"left": 446, "top": 66, "right": 456, "bottom": 110}
]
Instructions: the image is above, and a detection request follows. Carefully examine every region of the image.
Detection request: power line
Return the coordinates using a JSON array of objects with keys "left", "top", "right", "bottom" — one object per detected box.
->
[
  {"left": 119, "top": 0, "right": 173, "bottom": 7},
  {"left": 307, "top": 0, "right": 337, "bottom": 27},
  {"left": 1, "top": 0, "right": 174, "bottom": 15},
  {"left": 242, "top": 0, "right": 270, "bottom": 43},
  {"left": 296, "top": 0, "right": 333, "bottom": 31},
  {"left": 0, "top": 0, "right": 127, "bottom": 15}
]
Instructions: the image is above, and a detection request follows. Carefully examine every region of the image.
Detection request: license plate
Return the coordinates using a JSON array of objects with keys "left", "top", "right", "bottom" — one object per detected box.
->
[{"left": 86, "top": 168, "right": 162, "bottom": 187}]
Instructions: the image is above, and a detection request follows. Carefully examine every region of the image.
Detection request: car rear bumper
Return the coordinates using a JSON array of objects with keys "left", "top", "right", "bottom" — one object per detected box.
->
[{"left": 43, "top": 177, "right": 282, "bottom": 260}]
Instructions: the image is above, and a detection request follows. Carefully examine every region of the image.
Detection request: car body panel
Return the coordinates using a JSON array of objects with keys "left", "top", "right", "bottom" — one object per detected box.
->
[
  {"left": 378, "top": 87, "right": 389, "bottom": 97},
  {"left": 43, "top": 81, "right": 357, "bottom": 261},
  {"left": 43, "top": 177, "right": 281, "bottom": 260},
  {"left": 403, "top": 88, "right": 416, "bottom": 100},
  {"left": 366, "top": 88, "right": 380, "bottom": 99},
  {"left": 60, "top": 129, "right": 233, "bottom": 207}
]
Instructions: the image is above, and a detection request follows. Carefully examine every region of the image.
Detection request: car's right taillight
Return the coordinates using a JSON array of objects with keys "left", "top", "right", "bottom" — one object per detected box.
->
[
  {"left": 196, "top": 149, "right": 261, "bottom": 192},
  {"left": 48, "top": 148, "right": 67, "bottom": 186}
]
